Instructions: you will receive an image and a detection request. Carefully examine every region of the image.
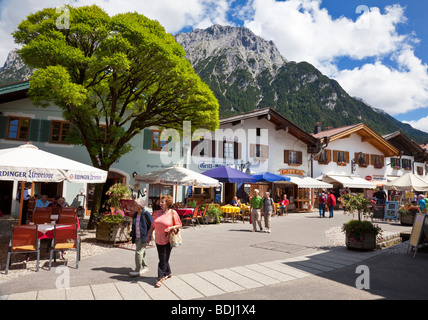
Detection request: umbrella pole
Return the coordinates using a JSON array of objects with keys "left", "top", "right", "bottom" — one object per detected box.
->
[{"left": 18, "top": 181, "right": 25, "bottom": 225}]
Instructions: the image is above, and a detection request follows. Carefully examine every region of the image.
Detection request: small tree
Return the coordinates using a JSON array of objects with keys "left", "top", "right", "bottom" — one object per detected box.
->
[{"left": 13, "top": 5, "right": 220, "bottom": 228}]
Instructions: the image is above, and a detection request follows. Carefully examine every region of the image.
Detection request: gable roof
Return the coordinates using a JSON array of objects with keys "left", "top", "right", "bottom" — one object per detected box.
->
[
  {"left": 220, "top": 107, "right": 318, "bottom": 147},
  {"left": 311, "top": 123, "right": 399, "bottom": 157},
  {"left": 0, "top": 80, "right": 30, "bottom": 104},
  {"left": 383, "top": 131, "right": 426, "bottom": 160}
]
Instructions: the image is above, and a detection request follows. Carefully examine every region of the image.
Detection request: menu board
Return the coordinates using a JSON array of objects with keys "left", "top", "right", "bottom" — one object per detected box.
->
[{"left": 408, "top": 213, "right": 427, "bottom": 257}]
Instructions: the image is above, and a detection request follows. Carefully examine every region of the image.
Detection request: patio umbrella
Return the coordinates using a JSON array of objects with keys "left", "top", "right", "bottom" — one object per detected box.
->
[
  {"left": 202, "top": 166, "right": 255, "bottom": 183},
  {"left": 252, "top": 172, "right": 291, "bottom": 182},
  {"left": 134, "top": 165, "right": 219, "bottom": 187},
  {"left": 0, "top": 143, "right": 108, "bottom": 224},
  {"left": 384, "top": 172, "right": 428, "bottom": 192}
]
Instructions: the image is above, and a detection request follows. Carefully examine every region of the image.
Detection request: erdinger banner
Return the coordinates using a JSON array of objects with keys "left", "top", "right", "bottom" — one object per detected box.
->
[{"left": 0, "top": 143, "right": 107, "bottom": 184}]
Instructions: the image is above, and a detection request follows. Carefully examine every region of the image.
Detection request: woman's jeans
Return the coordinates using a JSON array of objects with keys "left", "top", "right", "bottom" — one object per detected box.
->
[
  {"left": 156, "top": 243, "right": 172, "bottom": 279},
  {"left": 135, "top": 238, "right": 148, "bottom": 271},
  {"left": 328, "top": 206, "right": 334, "bottom": 218},
  {"left": 319, "top": 203, "right": 326, "bottom": 217}
]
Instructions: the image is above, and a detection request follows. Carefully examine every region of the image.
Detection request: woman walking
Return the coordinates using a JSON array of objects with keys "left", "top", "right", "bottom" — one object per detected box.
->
[
  {"left": 263, "top": 192, "right": 274, "bottom": 233},
  {"left": 146, "top": 195, "right": 182, "bottom": 288}
]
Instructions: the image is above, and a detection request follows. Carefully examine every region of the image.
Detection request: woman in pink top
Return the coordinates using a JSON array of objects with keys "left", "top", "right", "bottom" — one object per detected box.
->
[{"left": 146, "top": 195, "right": 182, "bottom": 288}]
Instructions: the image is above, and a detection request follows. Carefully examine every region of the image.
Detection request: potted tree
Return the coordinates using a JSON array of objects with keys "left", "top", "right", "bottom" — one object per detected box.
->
[
  {"left": 96, "top": 183, "right": 133, "bottom": 244},
  {"left": 339, "top": 193, "right": 382, "bottom": 250}
]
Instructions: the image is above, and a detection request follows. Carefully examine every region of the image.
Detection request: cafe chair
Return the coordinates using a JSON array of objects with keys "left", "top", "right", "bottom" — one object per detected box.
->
[
  {"left": 197, "top": 205, "right": 209, "bottom": 226},
  {"left": 5, "top": 225, "right": 40, "bottom": 274},
  {"left": 48, "top": 224, "right": 81, "bottom": 270},
  {"left": 32, "top": 208, "right": 52, "bottom": 224},
  {"left": 182, "top": 206, "right": 201, "bottom": 229},
  {"left": 58, "top": 212, "right": 78, "bottom": 224}
]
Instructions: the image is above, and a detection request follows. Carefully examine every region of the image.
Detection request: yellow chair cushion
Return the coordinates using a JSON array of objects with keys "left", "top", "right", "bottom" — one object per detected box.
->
[
  {"left": 54, "top": 243, "right": 76, "bottom": 249},
  {"left": 13, "top": 245, "right": 36, "bottom": 252}
]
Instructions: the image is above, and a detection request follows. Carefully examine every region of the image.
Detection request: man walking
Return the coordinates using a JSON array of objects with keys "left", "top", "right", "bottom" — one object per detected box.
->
[{"left": 250, "top": 189, "right": 263, "bottom": 232}]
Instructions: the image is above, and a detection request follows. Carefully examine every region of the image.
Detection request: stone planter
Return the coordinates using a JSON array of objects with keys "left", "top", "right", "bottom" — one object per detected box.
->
[
  {"left": 346, "top": 231, "right": 376, "bottom": 251},
  {"left": 400, "top": 209, "right": 418, "bottom": 226},
  {"left": 96, "top": 222, "right": 131, "bottom": 244}
]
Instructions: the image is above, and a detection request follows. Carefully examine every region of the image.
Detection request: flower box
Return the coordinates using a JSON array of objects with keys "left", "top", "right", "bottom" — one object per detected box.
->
[
  {"left": 318, "top": 160, "right": 330, "bottom": 165},
  {"left": 345, "top": 231, "right": 376, "bottom": 251},
  {"left": 337, "top": 161, "right": 347, "bottom": 166},
  {"left": 96, "top": 222, "right": 131, "bottom": 244},
  {"left": 393, "top": 166, "right": 401, "bottom": 170}
]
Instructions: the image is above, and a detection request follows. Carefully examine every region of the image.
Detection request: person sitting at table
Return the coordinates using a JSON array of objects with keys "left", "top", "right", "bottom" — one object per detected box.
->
[
  {"left": 230, "top": 196, "right": 243, "bottom": 214},
  {"left": 58, "top": 197, "right": 70, "bottom": 208},
  {"left": 35, "top": 194, "right": 50, "bottom": 210},
  {"left": 278, "top": 194, "right": 289, "bottom": 216},
  {"left": 48, "top": 196, "right": 62, "bottom": 208}
]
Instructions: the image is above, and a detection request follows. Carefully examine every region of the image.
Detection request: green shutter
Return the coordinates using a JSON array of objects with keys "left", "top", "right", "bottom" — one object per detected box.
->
[
  {"left": 39, "top": 120, "right": 51, "bottom": 142},
  {"left": 0, "top": 116, "right": 8, "bottom": 139},
  {"left": 29, "top": 119, "right": 41, "bottom": 141},
  {"left": 143, "top": 129, "right": 152, "bottom": 150}
]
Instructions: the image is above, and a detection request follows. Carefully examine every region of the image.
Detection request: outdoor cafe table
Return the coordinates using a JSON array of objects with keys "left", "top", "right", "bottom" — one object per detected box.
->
[
  {"left": 220, "top": 205, "right": 241, "bottom": 223},
  {"left": 175, "top": 208, "right": 194, "bottom": 217},
  {"left": 35, "top": 223, "right": 79, "bottom": 240}
]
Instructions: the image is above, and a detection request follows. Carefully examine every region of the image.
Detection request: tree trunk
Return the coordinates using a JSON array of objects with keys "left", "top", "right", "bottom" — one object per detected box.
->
[{"left": 87, "top": 179, "right": 105, "bottom": 230}]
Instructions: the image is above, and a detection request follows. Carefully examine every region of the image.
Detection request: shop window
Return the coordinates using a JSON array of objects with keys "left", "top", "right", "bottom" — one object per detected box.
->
[
  {"left": 7, "top": 117, "right": 30, "bottom": 140},
  {"left": 50, "top": 120, "right": 71, "bottom": 144}
]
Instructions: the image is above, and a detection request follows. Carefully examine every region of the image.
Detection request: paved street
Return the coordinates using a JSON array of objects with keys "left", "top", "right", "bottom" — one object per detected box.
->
[{"left": 1, "top": 210, "right": 427, "bottom": 301}]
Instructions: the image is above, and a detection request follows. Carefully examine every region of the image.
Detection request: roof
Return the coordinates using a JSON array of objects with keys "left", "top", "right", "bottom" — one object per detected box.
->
[
  {"left": 311, "top": 123, "right": 399, "bottom": 157},
  {"left": 0, "top": 80, "right": 30, "bottom": 104},
  {"left": 220, "top": 107, "right": 318, "bottom": 147},
  {"left": 383, "top": 131, "right": 426, "bottom": 159}
]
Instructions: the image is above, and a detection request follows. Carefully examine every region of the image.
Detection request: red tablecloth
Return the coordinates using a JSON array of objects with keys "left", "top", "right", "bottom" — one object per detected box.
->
[{"left": 175, "top": 208, "right": 194, "bottom": 216}]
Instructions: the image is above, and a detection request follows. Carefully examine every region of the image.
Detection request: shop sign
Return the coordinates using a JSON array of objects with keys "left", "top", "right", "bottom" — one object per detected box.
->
[
  {"left": 279, "top": 169, "right": 305, "bottom": 176},
  {"left": 365, "top": 175, "right": 372, "bottom": 181}
]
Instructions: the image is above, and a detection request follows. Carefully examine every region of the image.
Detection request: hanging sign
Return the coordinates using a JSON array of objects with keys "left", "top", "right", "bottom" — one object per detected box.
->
[{"left": 279, "top": 169, "right": 304, "bottom": 176}]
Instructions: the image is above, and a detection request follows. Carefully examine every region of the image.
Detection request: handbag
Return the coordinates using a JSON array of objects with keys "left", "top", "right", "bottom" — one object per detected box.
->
[{"left": 169, "top": 210, "right": 182, "bottom": 247}]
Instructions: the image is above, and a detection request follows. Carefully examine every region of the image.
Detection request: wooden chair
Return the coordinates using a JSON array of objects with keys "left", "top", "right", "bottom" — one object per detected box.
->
[
  {"left": 197, "top": 205, "right": 209, "bottom": 226},
  {"left": 181, "top": 206, "right": 201, "bottom": 229},
  {"left": 5, "top": 225, "right": 40, "bottom": 274},
  {"left": 32, "top": 208, "right": 52, "bottom": 224},
  {"left": 58, "top": 211, "right": 78, "bottom": 224},
  {"left": 49, "top": 224, "right": 81, "bottom": 270}
]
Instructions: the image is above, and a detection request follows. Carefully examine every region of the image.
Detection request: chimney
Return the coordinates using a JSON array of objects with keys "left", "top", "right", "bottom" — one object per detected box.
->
[{"left": 314, "top": 122, "right": 322, "bottom": 134}]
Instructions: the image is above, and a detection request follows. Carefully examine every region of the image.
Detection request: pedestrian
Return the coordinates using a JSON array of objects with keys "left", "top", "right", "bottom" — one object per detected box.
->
[
  {"left": 250, "top": 189, "right": 263, "bottom": 232},
  {"left": 418, "top": 194, "right": 426, "bottom": 213},
  {"left": 278, "top": 194, "right": 289, "bottom": 216},
  {"left": 146, "top": 195, "right": 182, "bottom": 288},
  {"left": 327, "top": 190, "right": 336, "bottom": 218},
  {"left": 263, "top": 192, "right": 274, "bottom": 233},
  {"left": 16, "top": 183, "right": 31, "bottom": 224},
  {"left": 318, "top": 190, "right": 327, "bottom": 217},
  {"left": 130, "top": 198, "right": 153, "bottom": 277},
  {"left": 374, "top": 187, "right": 386, "bottom": 205}
]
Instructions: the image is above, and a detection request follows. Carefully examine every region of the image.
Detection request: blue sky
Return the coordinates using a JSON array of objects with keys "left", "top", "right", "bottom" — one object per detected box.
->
[{"left": 0, "top": 0, "right": 427, "bottom": 133}]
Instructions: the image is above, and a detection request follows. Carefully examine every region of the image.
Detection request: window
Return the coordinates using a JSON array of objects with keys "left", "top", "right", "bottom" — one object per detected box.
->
[
  {"left": 402, "top": 159, "right": 412, "bottom": 170},
  {"left": 50, "top": 120, "right": 71, "bottom": 144},
  {"left": 337, "top": 151, "right": 345, "bottom": 162},
  {"left": 250, "top": 144, "right": 268, "bottom": 159},
  {"left": 371, "top": 155, "right": 384, "bottom": 169},
  {"left": 333, "top": 150, "right": 349, "bottom": 165},
  {"left": 417, "top": 166, "right": 423, "bottom": 175},
  {"left": 255, "top": 144, "right": 263, "bottom": 158},
  {"left": 223, "top": 141, "right": 234, "bottom": 158},
  {"left": 7, "top": 117, "right": 30, "bottom": 140},
  {"left": 315, "top": 149, "right": 331, "bottom": 164},
  {"left": 151, "top": 130, "right": 168, "bottom": 151},
  {"left": 391, "top": 158, "right": 401, "bottom": 169},
  {"left": 355, "top": 153, "right": 369, "bottom": 167},
  {"left": 284, "top": 150, "right": 302, "bottom": 165}
]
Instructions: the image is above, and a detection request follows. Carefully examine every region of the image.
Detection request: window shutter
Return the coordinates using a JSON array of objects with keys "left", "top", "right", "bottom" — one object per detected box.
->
[
  {"left": 370, "top": 154, "right": 375, "bottom": 166},
  {"left": 218, "top": 140, "right": 224, "bottom": 158},
  {"left": 143, "top": 129, "right": 152, "bottom": 149},
  {"left": 345, "top": 152, "right": 349, "bottom": 163},
  {"left": 326, "top": 149, "right": 331, "bottom": 162},
  {"left": 0, "top": 116, "right": 8, "bottom": 139},
  {"left": 263, "top": 145, "right": 269, "bottom": 159},
  {"left": 297, "top": 151, "right": 302, "bottom": 164},
  {"left": 333, "top": 151, "right": 338, "bottom": 162},
  {"left": 29, "top": 119, "right": 40, "bottom": 141},
  {"left": 211, "top": 139, "right": 216, "bottom": 158},
  {"left": 390, "top": 158, "right": 394, "bottom": 168},
  {"left": 380, "top": 156, "right": 384, "bottom": 167},
  {"left": 234, "top": 141, "right": 241, "bottom": 160},
  {"left": 250, "top": 144, "right": 255, "bottom": 157},
  {"left": 39, "top": 120, "right": 51, "bottom": 142},
  {"left": 284, "top": 150, "right": 289, "bottom": 164}
]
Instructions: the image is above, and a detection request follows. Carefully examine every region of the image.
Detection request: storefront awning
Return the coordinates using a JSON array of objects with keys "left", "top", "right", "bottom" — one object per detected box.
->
[
  {"left": 277, "top": 176, "right": 333, "bottom": 189},
  {"left": 324, "top": 175, "right": 375, "bottom": 189}
]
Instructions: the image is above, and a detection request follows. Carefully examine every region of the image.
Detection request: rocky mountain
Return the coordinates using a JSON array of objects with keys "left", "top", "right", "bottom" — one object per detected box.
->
[
  {"left": 175, "top": 25, "right": 428, "bottom": 143},
  {"left": 0, "top": 50, "right": 33, "bottom": 86},
  {"left": 1, "top": 25, "right": 427, "bottom": 143}
]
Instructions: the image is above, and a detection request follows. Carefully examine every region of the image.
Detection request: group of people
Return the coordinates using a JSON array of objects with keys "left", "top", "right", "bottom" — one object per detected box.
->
[
  {"left": 249, "top": 189, "right": 289, "bottom": 233},
  {"left": 317, "top": 190, "right": 336, "bottom": 218},
  {"left": 129, "top": 194, "right": 182, "bottom": 289}
]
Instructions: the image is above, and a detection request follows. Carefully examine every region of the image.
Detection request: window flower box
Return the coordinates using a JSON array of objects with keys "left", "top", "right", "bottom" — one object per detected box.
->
[
  {"left": 404, "top": 167, "right": 411, "bottom": 171},
  {"left": 337, "top": 161, "right": 347, "bottom": 166},
  {"left": 393, "top": 165, "right": 401, "bottom": 170},
  {"left": 374, "top": 165, "right": 383, "bottom": 169},
  {"left": 318, "top": 160, "right": 330, "bottom": 165},
  {"left": 358, "top": 163, "right": 368, "bottom": 168}
]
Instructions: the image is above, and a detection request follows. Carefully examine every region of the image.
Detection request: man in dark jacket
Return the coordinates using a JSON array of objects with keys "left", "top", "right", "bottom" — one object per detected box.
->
[{"left": 130, "top": 198, "right": 153, "bottom": 277}]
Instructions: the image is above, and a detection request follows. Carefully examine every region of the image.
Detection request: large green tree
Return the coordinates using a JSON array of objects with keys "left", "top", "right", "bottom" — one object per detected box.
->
[{"left": 13, "top": 5, "right": 219, "bottom": 228}]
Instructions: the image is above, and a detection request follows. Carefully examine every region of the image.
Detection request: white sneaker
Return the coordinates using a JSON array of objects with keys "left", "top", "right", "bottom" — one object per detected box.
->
[
  {"left": 130, "top": 268, "right": 149, "bottom": 277},
  {"left": 266, "top": 229, "right": 271, "bottom": 233}
]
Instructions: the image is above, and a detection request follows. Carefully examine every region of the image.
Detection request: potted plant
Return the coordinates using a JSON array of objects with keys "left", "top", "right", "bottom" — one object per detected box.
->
[
  {"left": 201, "top": 204, "right": 223, "bottom": 224},
  {"left": 96, "top": 183, "right": 133, "bottom": 244},
  {"left": 339, "top": 193, "right": 382, "bottom": 250},
  {"left": 95, "top": 208, "right": 132, "bottom": 244},
  {"left": 187, "top": 200, "right": 197, "bottom": 208},
  {"left": 399, "top": 203, "right": 420, "bottom": 226},
  {"left": 337, "top": 161, "right": 347, "bottom": 166}
]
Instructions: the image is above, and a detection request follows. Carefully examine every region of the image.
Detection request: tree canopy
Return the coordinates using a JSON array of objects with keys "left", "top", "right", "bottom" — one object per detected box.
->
[{"left": 13, "top": 5, "right": 220, "bottom": 170}]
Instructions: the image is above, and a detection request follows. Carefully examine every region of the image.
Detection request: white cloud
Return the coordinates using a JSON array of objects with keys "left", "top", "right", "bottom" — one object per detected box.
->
[{"left": 403, "top": 116, "right": 428, "bottom": 133}]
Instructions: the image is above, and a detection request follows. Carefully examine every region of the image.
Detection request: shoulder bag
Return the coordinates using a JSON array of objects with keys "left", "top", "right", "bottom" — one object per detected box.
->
[{"left": 169, "top": 209, "right": 182, "bottom": 247}]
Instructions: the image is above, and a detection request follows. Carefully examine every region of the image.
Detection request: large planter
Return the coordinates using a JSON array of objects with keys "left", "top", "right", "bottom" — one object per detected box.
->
[
  {"left": 96, "top": 222, "right": 131, "bottom": 244},
  {"left": 345, "top": 231, "right": 376, "bottom": 251},
  {"left": 400, "top": 210, "right": 418, "bottom": 226}
]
